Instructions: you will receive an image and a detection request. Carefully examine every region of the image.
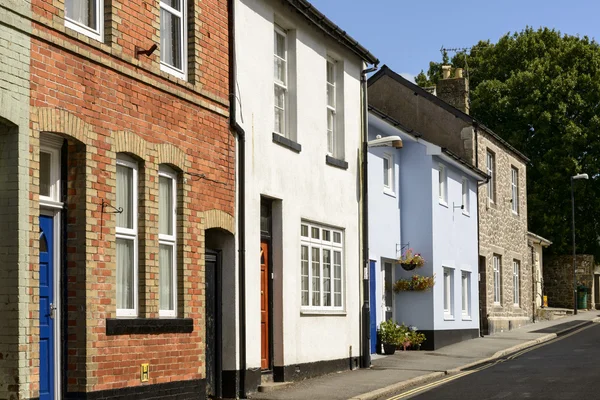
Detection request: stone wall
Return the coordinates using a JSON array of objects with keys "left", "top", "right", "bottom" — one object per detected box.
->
[
  {"left": 477, "top": 132, "right": 531, "bottom": 334},
  {"left": 544, "top": 255, "right": 595, "bottom": 309}
]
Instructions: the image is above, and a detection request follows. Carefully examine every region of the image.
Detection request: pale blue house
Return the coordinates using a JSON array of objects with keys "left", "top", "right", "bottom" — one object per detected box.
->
[{"left": 368, "top": 106, "right": 487, "bottom": 351}]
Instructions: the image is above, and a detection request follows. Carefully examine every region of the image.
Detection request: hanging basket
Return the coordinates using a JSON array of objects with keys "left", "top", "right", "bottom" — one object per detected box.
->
[
  {"left": 397, "top": 249, "right": 425, "bottom": 269},
  {"left": 393, "top": 274, "right": 435, "bottom": 292}
]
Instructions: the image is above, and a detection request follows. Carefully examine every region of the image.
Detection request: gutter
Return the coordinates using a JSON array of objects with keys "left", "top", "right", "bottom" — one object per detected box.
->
[{"left": 228, "top": 0, "right": 247, "bottom": 396}]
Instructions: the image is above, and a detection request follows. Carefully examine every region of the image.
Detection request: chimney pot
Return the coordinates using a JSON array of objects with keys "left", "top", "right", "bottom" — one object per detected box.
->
[
  {"left": 455, "top": 68, "right": 464, "bottom": 78},
  {"left": 442, "top": 65, "right": 451, "bottom": 79}
]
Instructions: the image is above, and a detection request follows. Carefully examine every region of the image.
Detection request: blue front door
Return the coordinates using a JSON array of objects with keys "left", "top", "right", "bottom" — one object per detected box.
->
[
  {"left": 39, "top": 214, "right": 55, "bottom": 400},
  {"left": 369, "top": 260, "right": 377, "bottom": 354}
]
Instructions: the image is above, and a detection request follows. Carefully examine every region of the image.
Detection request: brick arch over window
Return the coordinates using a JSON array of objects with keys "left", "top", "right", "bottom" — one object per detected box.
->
[
  {"left": 203, "top": 210, "right": 235, "bottom": 234},
  {"left": 32, "top": 108, "right": 97, "bottom": 146},
  {"left": 114, "top": 130, "right": 148, "bottom": 160},
  {"left": 156, "top": 143, "right": 188, "bottom": 171}
]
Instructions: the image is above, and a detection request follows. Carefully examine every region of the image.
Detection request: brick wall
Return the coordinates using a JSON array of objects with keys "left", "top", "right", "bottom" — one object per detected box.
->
[
  {"left": 3, "top": 0, "right": 234, "bottom": 398},
  {"left": 0, "top": 1, "right": 31, "bottom": 398}
]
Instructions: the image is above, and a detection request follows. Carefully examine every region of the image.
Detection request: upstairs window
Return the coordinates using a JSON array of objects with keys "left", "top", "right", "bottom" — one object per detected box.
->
[
  {"left": 383, "top": 154, "right": 394, "bottom": 193},
  {"left": 160, "top": 0, "right": 187, "bottom": 79},
  {"left": 511, "top": 167, "right": 519, "bottom": 214},
  {"left": 486, "top": 150, "right": 495, "bottom": 203},
  {"left": 438, "top": 164, "right": 447, "bottom": 204},
  {"left": 116, "top": 155, "right": 139, "bottom": 317},
  {"left": 159, "top": 166, "right": 178, "bottom": 317},
  {"left": 462, "top": 177, "right": 469, "bottom": 215},
  {"left": 326, "top": 58, "right": 337, "bottom": 156},
  {"left": 274, "top": 26, "right": 288, "bottom": 137},
  {"left": 65, "top": 0, "right": 104, "bottom": 41}
]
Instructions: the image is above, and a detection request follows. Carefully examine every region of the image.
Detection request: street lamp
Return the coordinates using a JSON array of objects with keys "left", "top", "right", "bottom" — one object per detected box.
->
[{"left": 571, "top": 173, "right": 588, "bottom": 315}]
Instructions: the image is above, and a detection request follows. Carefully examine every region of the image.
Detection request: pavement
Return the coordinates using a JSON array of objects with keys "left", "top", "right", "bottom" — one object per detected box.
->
[{"left": 249, "top": 311, "right": 600, "bottom": 400}]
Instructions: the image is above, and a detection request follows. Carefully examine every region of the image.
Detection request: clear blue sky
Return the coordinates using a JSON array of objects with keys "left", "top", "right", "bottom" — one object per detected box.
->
[{"left": 309, "top": 0, "right": 600, "bottom": 81}]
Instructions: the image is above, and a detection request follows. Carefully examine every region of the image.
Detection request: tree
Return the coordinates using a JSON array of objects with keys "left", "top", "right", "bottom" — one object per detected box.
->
[{"left": 419, "top": 27, "right": 600, "bottom": 258}]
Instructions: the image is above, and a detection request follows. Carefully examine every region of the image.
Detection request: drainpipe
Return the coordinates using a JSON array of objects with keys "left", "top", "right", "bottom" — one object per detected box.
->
[
  {"left": 531, "top": 243, "right": 536, "bottom": 323},
  {"left": 228, "top": 0, "right": 247, "bottom": 396},
  {"left": 360, "top": 63, "right": 378, "bottom": 368}
]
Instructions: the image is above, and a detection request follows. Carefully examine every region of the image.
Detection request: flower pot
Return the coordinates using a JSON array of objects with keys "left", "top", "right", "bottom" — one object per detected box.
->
[
  {"left": 382, "top": 343, "right": 397, "bottom": 355},
  {"left": 400, "top": 263, "right": 417, "bottom": 271}
]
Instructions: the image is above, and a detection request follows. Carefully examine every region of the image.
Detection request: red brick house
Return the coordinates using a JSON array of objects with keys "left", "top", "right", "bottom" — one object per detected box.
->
[{"left": 0, "top": 0, "right": 234, "bottom": 399}]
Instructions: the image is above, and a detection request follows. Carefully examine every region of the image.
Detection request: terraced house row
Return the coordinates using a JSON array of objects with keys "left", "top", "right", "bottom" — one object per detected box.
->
[{"left": 0, "top": 0, "right": 541, "bottom": 399}]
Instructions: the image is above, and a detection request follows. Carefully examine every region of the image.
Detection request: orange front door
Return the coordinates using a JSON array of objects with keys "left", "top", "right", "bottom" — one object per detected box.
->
[{"left": 260, "top": 241, "right": 270, "bottom": 370}]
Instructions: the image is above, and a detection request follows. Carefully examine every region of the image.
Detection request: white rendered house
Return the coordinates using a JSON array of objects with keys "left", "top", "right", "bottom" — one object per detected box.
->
[
  {"left": 232, "top": 0, "right": 378, "bottom": 393},
  {"left": 368, "top": 107, "right": 486, "bottom": 350}
]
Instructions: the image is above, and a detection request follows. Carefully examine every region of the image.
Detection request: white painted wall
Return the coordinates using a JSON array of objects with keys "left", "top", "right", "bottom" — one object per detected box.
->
[
  {"left": 431, "top": 159, "right": 480, "bottom": 331},
  {"left": 235, "top": 0, "right": 363, "bottom": 369}
]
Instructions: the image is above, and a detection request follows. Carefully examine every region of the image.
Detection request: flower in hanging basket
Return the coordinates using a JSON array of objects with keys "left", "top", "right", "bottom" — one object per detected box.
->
[
  {"left": 398, "top": 248, "right": 425, "bottom": 269},
  {"left": 393, "top": 274, "right": 435, "bottom": 292}
]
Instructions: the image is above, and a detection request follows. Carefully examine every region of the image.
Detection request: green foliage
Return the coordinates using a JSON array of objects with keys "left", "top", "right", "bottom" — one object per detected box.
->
[
  {"left": 393, "top": 274, "right": 435, "bottom": 292},
  {"left": 407, "top": 331, "right": 426, "bottom": 347},
  {"left": 418, "top": 27, "right": 600, "bottom": 258},
  {"left": 378, "top": 319, "right": 408, "bottom": 345}
]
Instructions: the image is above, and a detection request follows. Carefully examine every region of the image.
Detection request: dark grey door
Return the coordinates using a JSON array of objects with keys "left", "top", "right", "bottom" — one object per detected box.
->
[{"left": 205, "top": 250, "right": 222, "bottom": 398}]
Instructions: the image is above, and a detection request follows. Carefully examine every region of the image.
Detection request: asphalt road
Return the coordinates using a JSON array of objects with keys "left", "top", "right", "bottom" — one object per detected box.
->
[{"left": 386, "top": 323, "right": 600, "bottom": 400}]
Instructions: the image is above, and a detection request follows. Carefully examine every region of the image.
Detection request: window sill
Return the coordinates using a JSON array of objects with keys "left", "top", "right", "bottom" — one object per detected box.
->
[
  {"left": 106, "top": 318, "right": 194, "bottom": 335},
  {"left": 383, "top": 188, "right": 396, "bottom": 198},
  {"left": 325, "top": 155, "right": 348, "bottom": 170},
  {"left": 462, "top": 211, "right": 470, "bottom": 217},
  {"left": 272, "top": 132, "right": 302, "bottom": 153},
  {"left": 300, "top": 310, "right": 347, "bottom": 316},
  {"left": 439, "top": 200, "right": 448, "bottom": 208},
  {"left": 462, "top": 316, "right": 472, "bottom": 321},
  {"left": 64, "top": 19, "right": 103, "bottom": 43},
  {"left": 443, "top": 315, "right": 455, "bottom": 321}
]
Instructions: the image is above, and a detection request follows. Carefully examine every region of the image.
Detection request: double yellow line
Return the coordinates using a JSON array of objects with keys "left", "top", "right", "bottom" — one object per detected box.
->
[{"left": 384, "top": 322, "right": 596, "bottom": 400}]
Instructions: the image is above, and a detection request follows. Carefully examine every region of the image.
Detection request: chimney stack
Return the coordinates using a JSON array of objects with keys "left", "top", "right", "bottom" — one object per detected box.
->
[{"left": 437, "top": 66, "right": 469, "bottom": 114}]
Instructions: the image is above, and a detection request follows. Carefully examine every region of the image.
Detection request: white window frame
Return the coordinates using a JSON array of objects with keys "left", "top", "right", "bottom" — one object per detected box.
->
[
  {"left": 383, "top": 153, "right": 394, "bottom": 194},
  {"left": 300, "top": 222, "right": 344, "bottom": 312},
  {"left": 116, "top": 156, "right": 139, "bottom": 317},
  {"left": 64, "top": 0, "right": 104, "bottom": 42},
  {"left": 461, "top": 271, "right": 471, "bottom": 318},
  {"left": 274, "top": 26, "right": 288, "bottom": 137},
  {"left": 326, "top": 57, "right": 337, "bottom": 156},
  {"left": 439, "top": 163, "right": 447, "bottom": 205},
  {"left": 158, "top": 167, "right": 177, "bottom": 317},
  {"left": 39, "top": 135, "right": 64, "bottom": 209},
  {"left": 513, "top": 260, "right": 520, "bottom": 306},
  {"left": 487, "top": 151, "right": 495, "bottom": 203},
  {"left": 160, "top": 0, "right": 187, "bottom": 80},
  {"left": 462, "top": 176, "right": 469, "bottom": 215},
  {"left": 511, "top": 167, "right": 519, "bottom": 214},
  {"left": 443, "top": 267, "right": 454, "bottom": 319},
  {"left": 493, "top": 255, "right": 501, "bottom": 305}
]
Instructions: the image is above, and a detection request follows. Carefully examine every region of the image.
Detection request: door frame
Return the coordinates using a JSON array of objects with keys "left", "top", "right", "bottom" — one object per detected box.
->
[
  {"left": 40, "top": 207, "right": 62, "bottom": 400},
  {"left": 260, "top": 198, "right": 274, "bottom": 370}
]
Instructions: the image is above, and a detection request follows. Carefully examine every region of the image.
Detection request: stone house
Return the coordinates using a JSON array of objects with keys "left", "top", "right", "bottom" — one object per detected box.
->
[
  {"left": 232, "top": 0, "right": 377, "bottom": 393},
  {"left": 0, "top": 0, "right": 234, "bottom": 399},
  {"left": 527, "top": 232, "right": 552, "bottom": 310},
  {"left": 368, "top": 107, "right": 486, "bottom": 350},
  {"left": 368, "top": 65, "right": 532, "bottom": 335}
]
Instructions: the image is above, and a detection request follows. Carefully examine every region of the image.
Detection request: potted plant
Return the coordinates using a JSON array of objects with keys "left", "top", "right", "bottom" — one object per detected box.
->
[
  {"left": 378, "top": 319, "right": 403, "bottom": 355},
  {"left": 408, "top": 331, "right": 426, "bottom": 350},
  {"left": 398, "top": 248, "right": 425, "bottom": 271}
]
